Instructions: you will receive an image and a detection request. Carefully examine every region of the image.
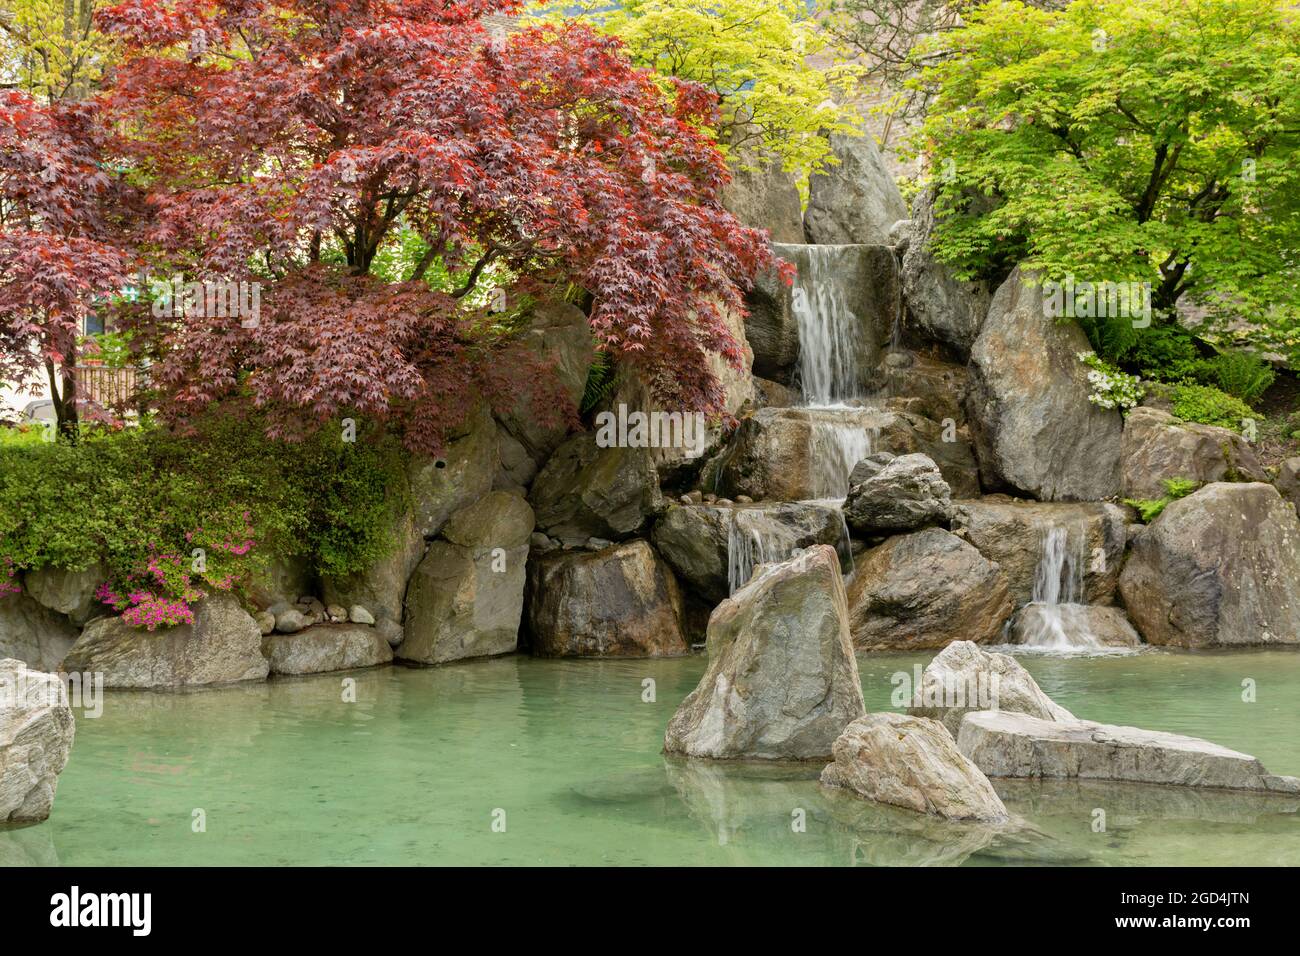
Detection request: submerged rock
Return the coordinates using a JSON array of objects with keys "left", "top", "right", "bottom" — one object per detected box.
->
[
  {"left": 847, "top": 528, "right": 1013, "bottom": 650},
  {"left": 0, "top": 658, "right": 75, "bottom": 823},
  {"left": 958, "top": 711, "right": 1300, "bottom": 794},
  {"left": 527, "top": 540, "right": 688, "bottom": 657},
  {"left": 907, "top": 641, "right": 1075, "bottom": 738},
  {"left": 843, "top": 452, "right": 952, "bottom": 535},
  {"left": 262, "top": 624, "right": 393, "bottom": 676},
  {"left": 820, "top": 713, "right": 1009, "bottom": 823},
  {"left": 1118, "top": 482, "right": 1300, "bottom": 647},
  {"left": 804, "top": 131, "right": 908, "bottom": 245},
  {"left": 1121, "top": 406, "right": 1266, "bottom": 499},
  {"left": 0, "top": 592, "right": 79, "bottom": 673},
  {"left": 61, "top": 594, "right": 269, "bottom": 688},
  {"left": 664, "top": 545, "right": 865, "bottom": 759}
]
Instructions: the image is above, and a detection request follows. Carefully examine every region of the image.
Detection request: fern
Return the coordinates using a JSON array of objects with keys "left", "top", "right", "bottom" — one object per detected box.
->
[{"left": 579, "top": 351, "right": 618, "bottom": 415}]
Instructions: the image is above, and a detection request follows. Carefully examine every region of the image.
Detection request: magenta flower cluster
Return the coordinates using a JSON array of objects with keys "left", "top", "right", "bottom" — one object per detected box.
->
[
  {"left": 0, "top": 557, "right": 20, "bottom": 598},
  {"left": 96, "top": 580, "right": 197, "bottom": 631}
]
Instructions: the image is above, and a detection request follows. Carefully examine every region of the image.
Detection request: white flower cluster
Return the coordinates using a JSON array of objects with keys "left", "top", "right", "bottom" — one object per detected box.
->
[{"left": 1077, "top": 351, "right": 1144, "bottom": 410}]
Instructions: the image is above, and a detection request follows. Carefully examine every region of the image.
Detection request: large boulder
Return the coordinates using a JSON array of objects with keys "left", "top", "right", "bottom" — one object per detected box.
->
[
  {"left": 820, "top": 713, "right": 1009, "bottom": 822},
  {"left": 1122, "top": 406, "right": 1266, "bottom": 499},
  {"left": 61, "top": 594, "right": 269, "bottom": 688},
  {"left": 951, "top": 497, "right": 1129, "bottom": 606},
  {"left": 0, "top": 592, "right": 79, "bottom": 673},
  {"left": 899, "top": 188, "right": 992, "bottom": 360},
  {"left": 527, "top": 540, "right": 688, "bottom": 657},
  {"left": 721, "top": 149, "right": 805, "bottom": 245},
  {"left": 706, "top": 406, "right": 979, "bottom": 502},
  {"left": 1009, "top": 603, "right": 1142, "bottom": 650},
  {"left": 651, "top": 500, "right": 848, "bottom": 603},
  {"left": 663, "top": 545, "right": 865, "bottom": 759},
  {"left": 0, "top": 658, "right": 75, "bottom": 823},
  {"left": 966, "top": 268, "right": 1123, "bottom": 500},
  {"left": 847, "top": 528, "right": 1014, "bottom": 650},
  {"left": 907, "top": 640, "right": 1075, "bottom": 738},
  {"left": 843, "top": 452, "right": 952, "bottom": 535},
  {"left": 529, "top": 433, "right": 664, "bottom": 548},
  {"left": 1118, "top": 482, "right": 1300, "bottom": 647},
  {"left": 400, "top": 492, "right": 534, "bottom": 664},
  {"left": 957, "top": 711, "right": 1300, "bottom": 794},
  {"left": 23, "top": 563, "right": 105, "bottom": 626},
  {"left": 804, "top": 132, "right": 908, "bottom": 245},
  {"left": 875, "top": 352, "right": 969, "bottom": 425},
  {"left": 262, "top": 624, "right": 393, "bottom": 676}
]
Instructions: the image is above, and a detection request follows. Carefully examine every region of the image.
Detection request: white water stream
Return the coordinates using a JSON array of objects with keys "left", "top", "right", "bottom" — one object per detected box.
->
[{"left": 1018, "top": 526, "right": 1103, "bottom": 651}]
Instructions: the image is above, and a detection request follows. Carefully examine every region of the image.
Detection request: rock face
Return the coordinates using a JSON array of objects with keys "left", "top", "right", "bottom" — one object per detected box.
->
[
  {"left": 23, "top": 563, "right": 104, "bottom": 626},
  {"left": 1009, "top": 604, "right": 1142, "bottom": 649},
  {"left": 843, "top": 452, "right": 952, "bottom": 535},
  {"left": 957, "top": 711, "right": 1300, "bottom": 794},
  {"left": 820, "top": 713, "right": 1009, "bottom": 822},
  {"left": 908, "top": 640, "right": 1075, "bottom": 738},
  {"left": 400, "top": 492, "right": 534, "bottom": 664},
  {"left": 61, "top": 594, "right": 269, "bottom": 688},
  {"left": 847, "top": 529, "right": 1014, "bottom": 650},
  {"left": 651, "top": 501, "right": 848, "bottom": 603},
  {"left": 966, "top": 268, "right": 1123, "bottom": 500},
  {"left": 708, "top": 406, "right": 980, "bottom": 501},
  {"left": 877, "top": 353, "right": 969, "bottom": 425},
  {"left": 1275, "top": 457, "right": 1300, "bottom": 517},
  {"left": 262, "top": 624, "right": 393, "bottom": 676},
  {"left": 1118, "top": 482, "right": 1300, "bottom": 647},
  {"left": 721, "top": 149, "right": 805, "bottom": 244},
  {"left": 1121, "top": 406, "right": 1266, "bottom": 499},
  {"left": 952, "top": 497, "right": 1128, "bottom": 606},
  {"left": 804, "top": 132, "right": 908, "bottom": 245},
  {"left": 899, "top": 188, "right": 992, "bottom": 359},
  {"left": 527, "top": 540, "right": 688, "bottom": 657},
  {"left": 530, "top": 433, "right": 663, "bottom": 548},
  {"left": 0, "top": 658, "right": 75, "bottom": 823},
  {"left": 663, "top": 546, "right": 865, "bottom": 759},
  {"left": 0, "top": 592, "right": 79, "bottom": 673}
]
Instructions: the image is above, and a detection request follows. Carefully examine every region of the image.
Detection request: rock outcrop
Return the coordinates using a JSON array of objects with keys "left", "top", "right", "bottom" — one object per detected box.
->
[
  {"left": 663, "top": 546, "right": 865, "bottom": 759},
  {"left": 0, "top": 592, "right": 79, "bottom": 673},
  {"left": 843, "top": 452, "right": 952, "bottom": 535},
  {"left": 966, "top": 268, "right": 1123, "bottom": 500},
  {"left": 530, "top": 433, "right": 664, "bottom": 548},
  {"left": 1275, "top": 457, "right": 1300, "bottom": 517},
  {"left": 262, "top": 624, "right": 393, "bottom": 675},
  {"left": 721, "top": 150, "right": 805, "bottom": 245},
  {"left": 61, "top": 594, "right": 269, "bottom": 688},
  {"left": 23, "top": 563, "right": 104, "bottom": 626},
  {"left": 0, "top": 658, "right": 75, "bottom": 823},
  {"left": 1121, "top": 406, "right": 1266, "bottom": 499},
  {"left": 820, "top": 713, "right": 1009, "bottom": 822},
  {"left": 804, "top": 132, "right": 908, "bottom": 245},
  {"left": 527, "top": 540, "right": 688, "bottom": 657},
  {"left": 1118, "top": 482, "right": 1300, "bottom": 647}
]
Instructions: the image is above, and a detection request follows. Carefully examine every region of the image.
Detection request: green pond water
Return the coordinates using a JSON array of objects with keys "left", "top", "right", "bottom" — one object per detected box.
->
[{"left": 4, "top": 647, "right": 1299, "bottom": 866}]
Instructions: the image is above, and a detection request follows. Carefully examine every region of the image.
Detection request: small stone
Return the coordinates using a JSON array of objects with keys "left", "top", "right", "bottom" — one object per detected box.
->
[
  {"left": 703, "top": 493, "right": 717, "bottom": 504},
  {"left": 715, "top": 498, "right": 733, "bottom": 508},
  {"left": 254, "top": 611, "right": 276, "bottom": 636},
  {"left": 687, "top": 490, "right": 703, "bottom": 504},
  {"left": 274, "top": 608, "right": 309, "bottom": 634},
  {"left": 584, "top": 537, "right": 613, "bottom": 551},
  {"left": 679, "top": 494, "right": 694, "bottom": 505},
  {"left": 326, "top": 604, "right": 348, "bottom": 623},
  {"left": 530, "top": 532, "right": 558, "bottom": 553},
  {"left": 735, "top": 495, "right": 754, "bottom": 504},
  {"left": 375, "top": 618, "right": 404, "bottom": 647},
  {"left": 348, "top": 605, "right": 376, "bottom": 626}
]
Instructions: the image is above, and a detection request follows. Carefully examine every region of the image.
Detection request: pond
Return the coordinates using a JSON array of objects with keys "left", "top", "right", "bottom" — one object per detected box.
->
[{"left": 4, "top": 648, "right": 1299, "bottom": 866}]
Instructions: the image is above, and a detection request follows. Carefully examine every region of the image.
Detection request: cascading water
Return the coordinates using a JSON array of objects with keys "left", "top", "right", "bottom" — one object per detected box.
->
[
  {"left": 808, "top": 419, "right": 872, "bottom": 500},
  {"left": 789, "top": 246, "right": 864, "bottom": 406},
  {"left": 725, "top": 507, "right": 854, "bottom": 595},
  {"left": 1018, "top": 525, "right": 1102, "bottom": 651}
]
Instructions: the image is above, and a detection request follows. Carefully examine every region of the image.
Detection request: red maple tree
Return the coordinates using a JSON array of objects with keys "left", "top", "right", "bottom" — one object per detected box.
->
[{"left": 89, "top": 0, "right": 780, "bottom": 452}]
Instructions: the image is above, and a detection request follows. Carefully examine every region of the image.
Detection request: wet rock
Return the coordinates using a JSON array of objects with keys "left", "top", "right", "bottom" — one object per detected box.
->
[
  {"left": 958, "top": 710, "right": 1300, "bottom": 793},
  {"left": 820, "top": 713, "right": 1009, "bottom": 822},
  {"left": 907, "top": 640, "right": 1075, "bottom": 738},
  {"left": 0, "top": 658, "right": 75, "bottom": 822},
  {"left": 664, "top": 546, "right": 865, "bottom": 759},
  {"left": 263, "top": 624, "right": 393, "bottom": 675},
  {"left": 847, "top": 528, "right": 1014, "bottom": 650},
  {"left": 530, "top": 432, "right": 663, "bottom": 548},
  {"left": 1009, "top": 604, "right": 1142, "bottom": 649},
  {"left": 23, "top": 563, "right": 104, "bottom": 626},
  {"left": 61, "top": 594, "right": 269, "bottom": 688},
  {"left": 966, "top": 267, "right": 1123, "bottom": 500},
  {"left": 400, "top": 492, "right": 534, "bottom": 664},
  {"left": 804, "top": 131, "right": 908, "bottom": 245},
  {"left": 0, "top": 592, "right": 79, "bottom": 673},
  {"left": 843, "top": 452, "right": 952, "bottom": 535},
  {"left": 527, "top": 540, "right": 687, "bottom": 657},
  {"left": 1118, "top": 482, "right": 1300, "bottom": 647},
  {"left": 1121, "top": 406, "right": 1266, "bottom": 499}
]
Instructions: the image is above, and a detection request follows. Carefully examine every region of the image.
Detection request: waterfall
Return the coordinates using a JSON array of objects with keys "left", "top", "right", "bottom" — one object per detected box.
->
[
  {"left": 808, "top": 419, "right": 872, "bottom": 501},
  {"left": 726, "top": 511, "right": 801, "bottom": 595},
  {"left": 789, "top": 246, "right": 864, "bottom": 406},
  {"left": 1018, "top": 526, "right": 1102, "bottom": 651}
]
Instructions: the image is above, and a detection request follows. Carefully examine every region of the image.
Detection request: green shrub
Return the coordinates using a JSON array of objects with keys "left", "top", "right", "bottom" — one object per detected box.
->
[
  {"left": 1169, "top": 384, "right": 1256, "bottom": 430},
  {"left": 1119, "top": 325, "right": 1208, "bottom": 383},
  {"left": 1206, "top": 350, "right": 1275, "bottom": 404},
  {"left": 1124, "top": 477, "right": 1200, "bottom": 523}
]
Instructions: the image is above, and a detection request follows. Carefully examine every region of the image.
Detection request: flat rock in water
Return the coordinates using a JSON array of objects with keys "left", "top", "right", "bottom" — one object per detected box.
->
[{"left": 262, "top": 624, "right": 393, "bottom": 676}]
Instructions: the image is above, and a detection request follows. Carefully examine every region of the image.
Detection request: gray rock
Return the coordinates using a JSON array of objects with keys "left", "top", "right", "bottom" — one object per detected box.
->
[
  {"left": 721, "top": 148, "right": 805, "bottom": 244},
  {"left": 262, "top": 624, "right": 393, "bottom": 676},
  {"left": 1275, "top": 457, "right": 1300, "bottom": 517},
  {"left": 0, "top": 658, "right": 75, "bottom": 822},
  {"left": 847, "top": 528, "right": 1014, "bottom": 650},
  {"left": 957, "top": 710, "right": 1300, "bottom": 793},
  {"left": 494, "top": 425, "right": 537, "bottom": 493},
  {"left": 820, "top": 713, "right": 1009, "bottom": 822},
  {"left": 0, "top": 592, "right": 79, "bottom": 672},
  {"left": 348, "top": 605, "right": 375, "bottom": 626},
  {"left": 876, "top": 353, "right": 969, "bottom": 425},
  {"left": 23, "top": 563, "right": 105, "bottom": 625},
  {"left": 274, "top": 608, "right": 309, "bottom": 634},
  {"left": 527, "top": 540, "right": 688, "bottom": 658},
  {"left": 908, "top": 640, "right": 1075, "bottom": 738},
  {"left": 1122, "top": 406, "right": 1266, "bottom": 499},
  {"left": 375, "top": 618, "right": 403, "bottom": 648},
  {"left": 1009, "top": 603, "right": 1142, "bottom": 649},
  {"left": 966, "top": 267, "right": 1123, "bottom": 500},
  {"left": 651, "top": 500, "right": 848, "bottom": 603},
  {"left": 530, "top": 432, "right": 663, "bottom": 547},
  {"left": 805, "top": 131, "right": 908, "bottom": 245},
  {"left": 248, "top": 556, "right": 313, "bottom": 612},
  {"left": 325, "top": 604, "right": 347, "bottom": 623},
  {"left": 61, "top": 594, "right": 269, "bottom": 688},
  {"left": 400, "top": 492, "right": 534, "bottom": 664},
  {"left": 254, "top": 611, "right": 276, "bottom": 636},
  {"left": 843, "top": 452, "right": 952, "bottom": 535},
  {"left": 1118, "top": 482, "right": 1300, "bottom": 647},
  {"left": 663, "top": 545, "right": 865, "bottom": 759}
]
